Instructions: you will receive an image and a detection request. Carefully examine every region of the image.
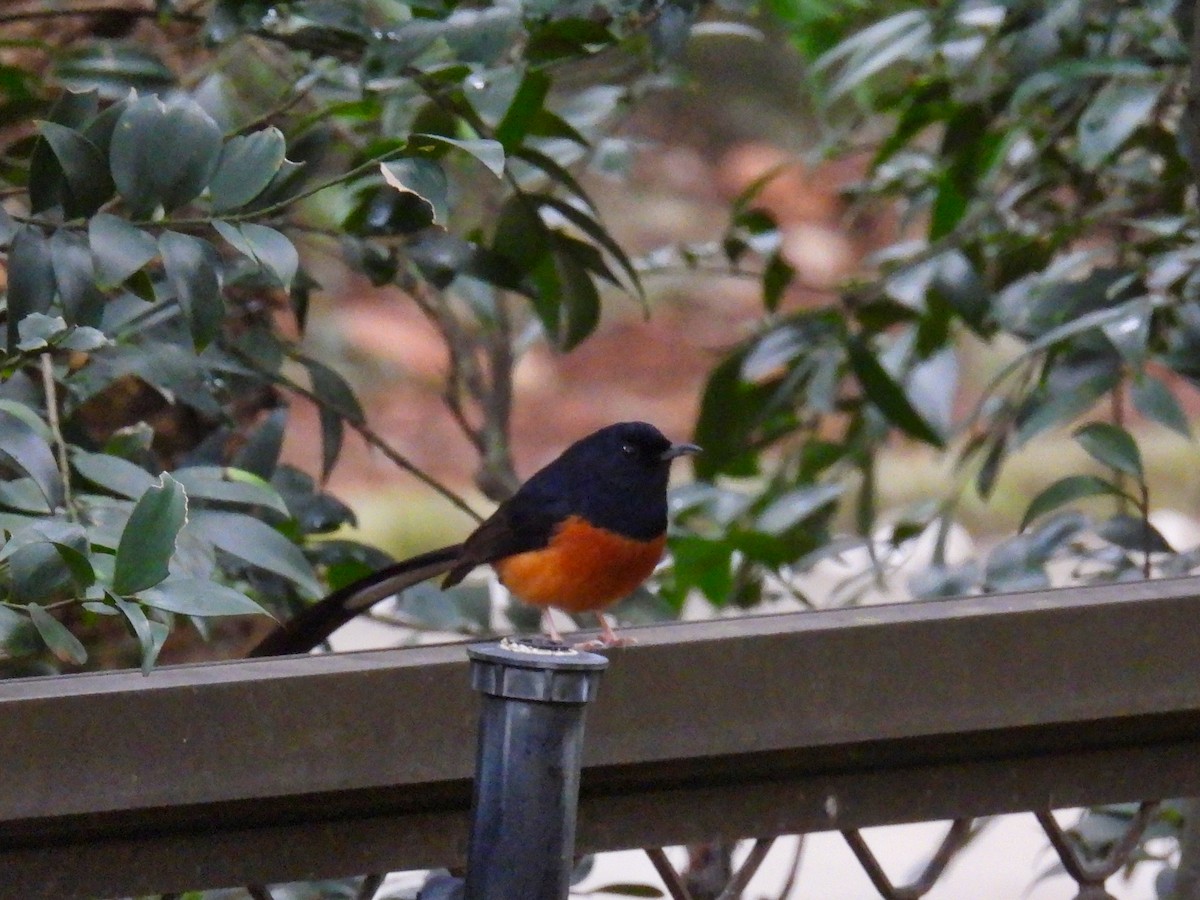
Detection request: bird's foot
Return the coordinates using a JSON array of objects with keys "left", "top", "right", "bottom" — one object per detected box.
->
[{"left": 573, "top": 635, "right": 638, "bottom": 652}]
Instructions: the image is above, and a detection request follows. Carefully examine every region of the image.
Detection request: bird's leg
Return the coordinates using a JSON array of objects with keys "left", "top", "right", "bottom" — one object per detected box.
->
[
  {"left": 541, "top": 608, "right": 565, "bottom": 645},
  {"left": 598, "top": 612, "right": 621, "bottom": 645},
  {"left": 573, "top": 612, "right": 637, "bottom": 651}
]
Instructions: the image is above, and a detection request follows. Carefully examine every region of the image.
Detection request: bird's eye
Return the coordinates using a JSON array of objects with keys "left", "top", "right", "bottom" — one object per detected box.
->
[{"left": 620, "top": 442, "right": 636, "bottom": 456}]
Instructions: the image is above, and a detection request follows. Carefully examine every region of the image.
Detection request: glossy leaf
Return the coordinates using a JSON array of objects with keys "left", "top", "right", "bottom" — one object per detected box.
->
[
  {"left": 28, "top": 89, "right": 100, "bottom": 213},
  {"left": 0, "top": 409, "right": 63, "bottom": 509},
  {"left": 1131, "top": 375, "right": 1191, "bottom": 438},
  {"left": 113, "top": 595, "right": 169, "bottom": 674},
  {"left": 213, "top": 220, "right": 298, "bottom": 288},
  {"left": 112, "top": 474, "right": 188, "bottom": 595},
  {"left": 1096, "top": 514, "right": 1173, "bottom": 554},
  {"left": 1077, "top": 80, "right": 1163, "bottom": 170},
  {"left": 513, "top": 146, "right": 596, "bottom": 213},
  {"left": 1073, "top": 422, "right": 1143, "bottom": 480},
  {"left": 209, "top": 127, "right": 287, "bottom": 211},
  {"left": 36, "top": 121, "right": 114, "bottom": 217},
  {"left": 28, "top": 604, "right": 87, "bottom": 665},
  {"left": 159, "top": 230, "right": 223, "bottom": 349},
  {"left": 413, "top": 133, "right": 506, "bottom": 177},
  {"left": 15, "top": 313, "right": 68, "bottom": 353},
  {"left": 137, "top": 577, "right": 270, "bottom": 617},
  {"left": 171, "top": 466, "right": 290, "bottom": 516},
  {"left": 6, "top": 226, "right": 56, "bottom": 351},
  {"left": 1020, "top": 475, "right": 1125, "bottom": 532},
  {"left": 756, "top": 483, "right": 845, "bottom": 534},
  {"left": 110, "top": 95, "right": 223, "bottom": 215},
  {"left": 54, "top": 44, "right": 174, "bottom": 99},
  {"left": 379, "top": 158, "right": 445, "bottom": 225},
  {"left": 71, "top": 449, "right": 155, "bottom": 499},
  {"left": 50, "top": 228, "right": 105, "bottom": 326},
  {"left": 531, "top": 193, "right": 642, "bottom": 298},
  {"left": 846, "top": 337, "right": 944, "bottom": 447},
  {"left": 89, "top": 213, "right": 158, "bottom": 289},
  {"left": 189, "top": 511, "right": 321, "bottom": 598},
  {"left": 495, "top": 69, "right": 550, "bottom": 151}
]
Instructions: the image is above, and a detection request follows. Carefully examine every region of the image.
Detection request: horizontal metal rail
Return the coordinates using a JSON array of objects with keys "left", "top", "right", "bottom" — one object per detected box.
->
[{"left": 4, "top": 577, "right": 1200, "bottom": 898}]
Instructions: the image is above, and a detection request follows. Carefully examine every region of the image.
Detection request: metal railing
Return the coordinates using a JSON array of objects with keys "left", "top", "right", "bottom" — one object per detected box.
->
[{"left": 4, "top": 576, "right": 1200, "bottom": 899}]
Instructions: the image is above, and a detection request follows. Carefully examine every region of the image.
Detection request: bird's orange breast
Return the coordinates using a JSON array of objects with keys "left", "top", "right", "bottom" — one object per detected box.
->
[{"left": 493, "top": 515, "right": 666, "bottom": 613}]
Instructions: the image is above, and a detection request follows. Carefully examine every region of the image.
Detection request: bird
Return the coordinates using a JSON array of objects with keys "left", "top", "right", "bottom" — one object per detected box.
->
[{"left": 249, "top": 421, "right": 700, "bottom": 657}]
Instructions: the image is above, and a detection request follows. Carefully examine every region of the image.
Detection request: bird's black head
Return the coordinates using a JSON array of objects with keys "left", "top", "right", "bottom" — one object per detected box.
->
[{"left": 519, "top": 421, "right": 700, "bottom": 541}]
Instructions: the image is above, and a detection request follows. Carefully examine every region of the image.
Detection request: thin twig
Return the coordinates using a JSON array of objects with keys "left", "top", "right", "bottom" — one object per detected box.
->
[
  {"left": 646, "top": 848, "right": 695, "bottom": 900},
  {"left": 39, "top": 354, "right": 73, "bottom": 517},
  {"left": 234, "top": 350, "right": 483, "bottom": 524},
  {"left": 773, "top": 835, "right": 805, "bottom": 900}
]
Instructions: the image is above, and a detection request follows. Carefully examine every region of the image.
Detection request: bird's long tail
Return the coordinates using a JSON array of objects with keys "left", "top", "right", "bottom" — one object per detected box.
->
[{"left": 247, "top": 543, "right": 465, "bottom": 657}]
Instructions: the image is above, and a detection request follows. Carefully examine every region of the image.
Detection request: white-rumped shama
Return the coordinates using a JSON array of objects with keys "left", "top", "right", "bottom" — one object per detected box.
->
[{"left": 250, "top": 422, "right": 700, "bottom": 656}]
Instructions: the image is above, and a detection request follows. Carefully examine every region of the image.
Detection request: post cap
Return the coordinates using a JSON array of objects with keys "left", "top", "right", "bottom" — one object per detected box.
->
[{"left": 468, "top": 638, "right": 609, "bottom": 704}]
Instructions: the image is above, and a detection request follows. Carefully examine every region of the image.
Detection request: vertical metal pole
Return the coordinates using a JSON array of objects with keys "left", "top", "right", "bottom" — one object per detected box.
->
[{"left": 463, "top": 638, "right": 609, "bottom": 900}]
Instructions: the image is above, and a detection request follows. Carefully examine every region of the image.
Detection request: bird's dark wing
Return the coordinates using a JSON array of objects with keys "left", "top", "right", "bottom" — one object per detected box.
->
[{"left": 248, "top": 543, "right": 465, "bottom": 657}]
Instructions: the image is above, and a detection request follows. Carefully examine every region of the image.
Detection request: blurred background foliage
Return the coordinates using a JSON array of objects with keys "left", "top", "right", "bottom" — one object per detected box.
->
[
  {"left": 4, "top": 0, "right": 1200, "bottom": 893},
  {"left": 5, "top": 0, "right": 1199, "bottom": 667}
]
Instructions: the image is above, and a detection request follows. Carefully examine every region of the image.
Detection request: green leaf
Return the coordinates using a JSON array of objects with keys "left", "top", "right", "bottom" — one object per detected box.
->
[
  {"left": 110, "top": 95, "right": 223, "bottom": 216},
  {"left": 762, "top": 251, "right": 794, "bottom": 312},
  {"left": 669, "top": 536, "right": 733, "bottom": 605},
  {"left": 495, "top": 69, "right": 550, "bottom": 151},
  {"left": 513, "top": 146, "right": 596, "bottom": 213},
  {"left": 50, "top": 228, "right": 104, "bottom": 326},
  {"left": 9, "top": 542, "right": 76, "bottom": 603},
  {"left": 36, "top": 120, "right": 115, "bottom": 217},
  {"left": 846, "top": 336, "right": 944, "bottom": 447},
  {"left": 54, "top": 44, "right": 174, "bottom": 99},
  {"left": 1132, "top": 375, "right": 1191, "bottom": 438},
  {"left": 298, "top": 355, "right": 363, "bottom": 480},
  {"left": 159, "top": 230, "right": 223, "bottom": 349},
  {"left": 583, "top": 885, "right": 664, "bottom": 898},
  {"left": 71, "top": 449, "right": 155, "bottom": 499},
  {"left": 530, "top": 194, "right": 643, "bottom": 298},
  {"left": 16, "top": 313, "right": 69, "bottom": 352},
  {"left": 1077, "top": 79, "right": 1163, "bottom": 171},
  {"left": 1020, "top": 475, "right": 1124, "bottom": 532},
  {"left": 6, "top": 225, "right": 56, "bottom": 351},
  {"left": 112, "top": 474, "right": 188, "bottom": 595},
  {"left": 59, "top": 326, "right": 109, "bottom": 351},
  {"left": 89, "top": 213, "right": 159, "bottom": 288},
  {"left": 413, "top": 133, "right": 506, "bottom": 177},
  {"left": 212, "top": 220, "right": 298, "bottom": 288},
  {"left": 171, "top": 466, "right": 290, "bottom": 516},
  {"left": 28, "top": 89, "right": 99, "bottom": 213},
  {"left": 113, "top": 595, "right": 168, "bottom": 675},
  {"left": 756, "top": 483, "right": 845, "bottom": 534},
  {"left": 209, "top": 127, "right": 287, "bottom": 212},
  {"left": 189, "top": 511, "right": 321, "bottom": 598},
  {"left": 929, "top": 173, "right": 968, "bottom": 241},
  {"left": 1096, "top": 514, "right": 1174, "bottom": 554},
  {"left": 0, "top": 409, "right": 63, "bottom": 509},
  {"left": 378, "top": 158, "right": 446, "bottom": 225},
  {"left": 137, "top": 577, "right": 270, "bottom": 617},
  {"left": 28, "top": 604, "right": 87, "bottom": 665},
  {"left": 821, "top": 13, "right": 930, "bottom": 99},
  {"left": 1073, "top": 422, "right": 1143, "bottom": 480}
]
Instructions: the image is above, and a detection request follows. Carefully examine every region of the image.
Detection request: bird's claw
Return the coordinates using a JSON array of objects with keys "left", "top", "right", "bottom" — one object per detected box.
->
[{"left": 572, "top": 635, "right": 638, "bottom": 652}]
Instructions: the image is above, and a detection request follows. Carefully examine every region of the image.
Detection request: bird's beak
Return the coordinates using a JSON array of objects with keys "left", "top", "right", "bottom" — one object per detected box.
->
[{"left": 660, "top": 442, "right": 702, "bottom": 461}]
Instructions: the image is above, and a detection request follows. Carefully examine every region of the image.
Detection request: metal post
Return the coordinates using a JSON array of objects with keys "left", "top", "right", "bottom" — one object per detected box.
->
[{"left": 462, "top": 638, "right": 609, "bottom": 900}]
